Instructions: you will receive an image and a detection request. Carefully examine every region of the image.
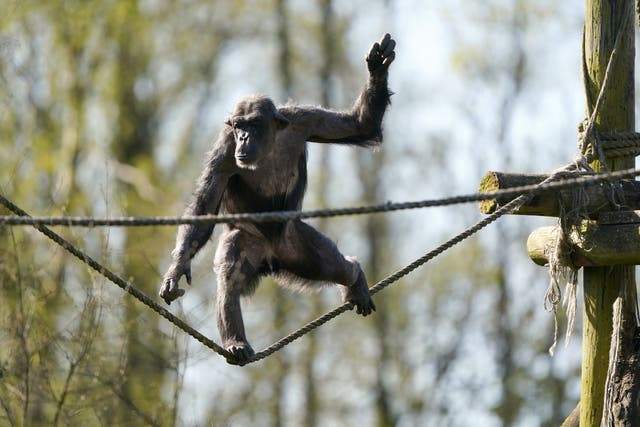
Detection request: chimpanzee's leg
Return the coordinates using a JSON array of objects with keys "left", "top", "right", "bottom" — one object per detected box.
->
[
  {"left": 213, "top": 227, "right": 270, "bottom": 361},
  {"left": 276, "top": 220, "right": 375, "bottom": 315}
]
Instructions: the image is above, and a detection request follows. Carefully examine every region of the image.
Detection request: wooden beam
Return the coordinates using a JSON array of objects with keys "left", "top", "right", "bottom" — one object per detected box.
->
[
  {"left": 478, "top": 171, "right": 640, "bottom": 217},
  {"left": 581, "top": 1, "right": 636, "bottom": 426},
  {"left": 528, "top": 214, "right": 640, "bottom": 267}
]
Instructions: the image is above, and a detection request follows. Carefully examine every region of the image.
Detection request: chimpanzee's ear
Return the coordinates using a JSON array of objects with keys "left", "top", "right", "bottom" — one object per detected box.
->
[
  {"left": 224, "top": 117, "right": 233, "bottom": 127},
  {"left": 274, "top": 111, "right": 290, "bottom": 130}
]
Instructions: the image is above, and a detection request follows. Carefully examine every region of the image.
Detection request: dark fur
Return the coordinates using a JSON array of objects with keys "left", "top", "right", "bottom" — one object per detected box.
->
[{"left": 160, "top": 34, "right": 396, "bottom": 363}]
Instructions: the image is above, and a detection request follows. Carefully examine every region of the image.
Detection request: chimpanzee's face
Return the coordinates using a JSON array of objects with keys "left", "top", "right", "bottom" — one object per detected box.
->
[{"left": 228, "top": 115, "right": 267, "bottom": 169}]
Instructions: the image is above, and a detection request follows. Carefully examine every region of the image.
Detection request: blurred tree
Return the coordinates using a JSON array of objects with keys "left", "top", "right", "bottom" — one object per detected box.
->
[
  {"left": 268, "top": 0, "right": 292, "bottom": 425},
  {"left": 445, "top": 1, "right": 582, "bottom": 425},
  {"left": 104, "top": 1, "right": 170, "bottom": 423},
  {"left": 0, "top": 2, "right": 101, "bottom": 425},
  {"left": 354, "top": 3, "right": 397, "bottom": 424},
  {"left": 299, "top": 2, "right": 334, "bottom": 426}
]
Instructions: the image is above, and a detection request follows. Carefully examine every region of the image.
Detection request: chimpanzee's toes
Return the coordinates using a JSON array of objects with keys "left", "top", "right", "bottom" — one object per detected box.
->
[
  {"left": 342, "top": 270, "right": 376, "bottom": 317},
  {"left": 354, "top": 297, "right": 376, "bottom": 316},
  {"left": 225, "top": 341, "right": 255, "bottom": 365}
]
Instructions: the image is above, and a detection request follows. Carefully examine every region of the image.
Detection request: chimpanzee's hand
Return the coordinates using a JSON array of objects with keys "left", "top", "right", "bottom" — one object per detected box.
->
[
  {"left": 159, "top": 259, "right": 191, "bottom": 304},
  {"left": 366, "top": 33, "right": 396, "bottom": 77}
]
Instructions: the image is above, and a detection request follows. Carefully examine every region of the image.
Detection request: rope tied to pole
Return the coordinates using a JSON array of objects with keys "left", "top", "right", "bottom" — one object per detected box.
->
[{"left": 544, "top": 9, "right": 635, "bottom": 356}]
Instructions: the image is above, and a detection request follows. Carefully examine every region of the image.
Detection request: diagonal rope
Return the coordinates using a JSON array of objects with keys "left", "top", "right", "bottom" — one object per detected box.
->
[
  {"left": 245, "top": 188, "right": 545, "bottom": 365},
  {"left": 0, "top": 194, "right": 235, "bottom": 361},
  {"left": 1, "top": 167, "right": 640, "bottom": 227},
  {"left": 0, "top": 182, "right": 531, "bottom": 365}
]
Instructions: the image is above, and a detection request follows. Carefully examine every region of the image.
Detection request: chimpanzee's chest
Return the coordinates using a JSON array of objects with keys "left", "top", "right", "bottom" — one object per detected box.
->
[{"left": 226, "top": 151, "right": 308, "bottom": 214}]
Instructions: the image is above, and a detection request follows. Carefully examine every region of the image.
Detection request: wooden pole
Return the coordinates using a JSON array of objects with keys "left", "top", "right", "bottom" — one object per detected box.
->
[{"left": 581, "top": 1, "right": 635, "bottom": 426}]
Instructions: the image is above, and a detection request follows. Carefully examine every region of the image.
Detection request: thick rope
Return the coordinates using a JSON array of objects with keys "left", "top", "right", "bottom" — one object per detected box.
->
[
  {"left": 599, "top": 131, "right": 640, "bottom": 158},
  {"left": 3, "top": 186, "right": 522, "bottom": 366},
  {"left": 2, "top": 167, "right": 640, "bottom": 227}
]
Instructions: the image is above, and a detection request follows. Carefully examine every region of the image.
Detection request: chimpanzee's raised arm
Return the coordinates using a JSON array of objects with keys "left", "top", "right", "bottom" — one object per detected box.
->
[
  {"left": 159, "top": 131, "right": 235, "bottom": 304},
  {"left": 282, "top": 33, "right": 395, "bottom": 146}
]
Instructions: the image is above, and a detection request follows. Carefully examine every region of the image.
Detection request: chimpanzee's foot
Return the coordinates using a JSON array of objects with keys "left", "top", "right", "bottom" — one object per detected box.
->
[
  {"left": 224, "top": 339, "right": 255, "bottom": 365},
  {"left": 341, "top": 270, "right": 376, "bottom": 316}
]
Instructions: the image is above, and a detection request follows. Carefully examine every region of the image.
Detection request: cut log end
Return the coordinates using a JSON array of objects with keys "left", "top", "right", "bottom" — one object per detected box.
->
[{"left": 478, "top": 172, "right": 500, "bottom": 214}]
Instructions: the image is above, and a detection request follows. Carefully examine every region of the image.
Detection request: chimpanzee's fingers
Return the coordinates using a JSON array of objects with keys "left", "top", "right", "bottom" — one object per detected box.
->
[
  {"left": 160, "top": 278, "right": 171, "bottom": 297},
  {"left": 382, "top": 51, "right": 395, "bottom": 68},
  {"left": 185, "top": 266, "right": 192, "bottom": 285},
  {"left": 242, "top": 346, "right": 255, "bottom": 359},
  {"left": 164, "top": 287, "right": 185, "bottom": 304},
  {"left": 367, "top": 42, "right": 380, "bottom": 60},
  {"left": 227, "top": 344, "right": 255, "bottom": 364},
  {"left": 160, "top": 275, "right": 187, "bottom": 305},
  {"left": 160, "top": 282, "right": 173, "bottom": 304},
  {"left": 379, "top": 33, "right": 391, "bottom": 50},
  {"left": 382, "top": 38, "right": 395, "bottom": 57}
]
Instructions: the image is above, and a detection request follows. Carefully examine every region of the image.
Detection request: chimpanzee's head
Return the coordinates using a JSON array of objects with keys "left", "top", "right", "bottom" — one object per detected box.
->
[{"left": 225, "top": 96, "right": 289, "bottom": 169}]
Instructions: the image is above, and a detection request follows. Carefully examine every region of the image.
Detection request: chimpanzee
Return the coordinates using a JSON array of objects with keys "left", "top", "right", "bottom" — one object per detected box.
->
[{"left": 160, "top": 33, "right": 395, "bottom": 362}]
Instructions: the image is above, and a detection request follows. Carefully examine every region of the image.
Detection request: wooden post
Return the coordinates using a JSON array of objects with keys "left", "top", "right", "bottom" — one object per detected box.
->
[
  {"left": 581, "top": 1, "right": 635, "bottom": 426},
  {"left": 478, "top": 2, "right": 639, "bottom": 423}
]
